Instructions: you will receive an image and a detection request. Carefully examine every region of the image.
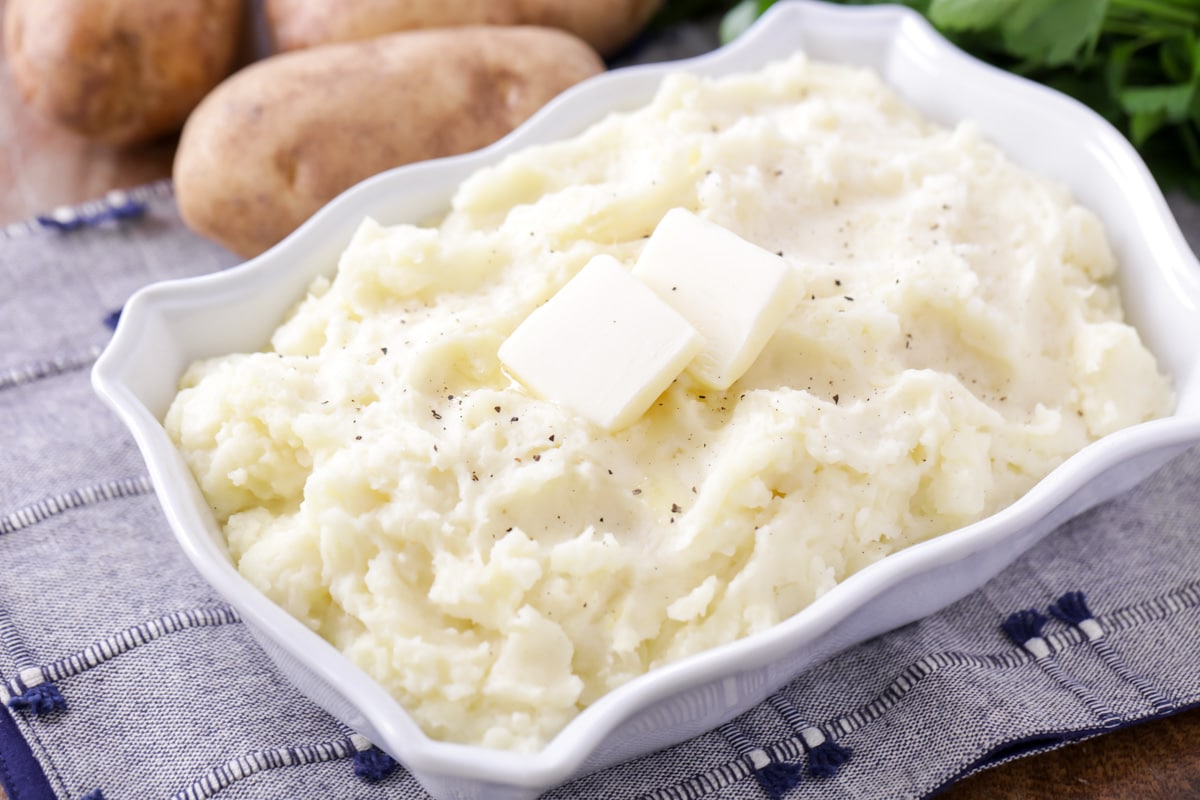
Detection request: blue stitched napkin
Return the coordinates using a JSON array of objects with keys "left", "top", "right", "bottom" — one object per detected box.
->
[{"left": 2, "top": 177, "right": 1199, "bottom": 800}]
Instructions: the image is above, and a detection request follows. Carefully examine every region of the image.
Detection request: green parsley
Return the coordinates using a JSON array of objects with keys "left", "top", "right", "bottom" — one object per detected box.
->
[{"left": 703, "top": 0, "right": 1200, "bottom": 195}]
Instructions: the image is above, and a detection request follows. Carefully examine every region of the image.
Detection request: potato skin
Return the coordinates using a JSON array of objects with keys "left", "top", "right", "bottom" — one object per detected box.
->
[
  {"left": 265, "top": 0, "right": 663, "bottom": 57},
  {"left": 174, "top": 26, "right": 604, "bottom": 257},
  {"left": 3, "top": 0, "right": 243, "bottom": 147}
]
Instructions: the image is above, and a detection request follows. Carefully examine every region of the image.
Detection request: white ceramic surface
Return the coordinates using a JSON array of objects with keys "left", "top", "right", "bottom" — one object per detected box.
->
[{"left": 92, "top": 2, "right": 1200, "bottom": 798}]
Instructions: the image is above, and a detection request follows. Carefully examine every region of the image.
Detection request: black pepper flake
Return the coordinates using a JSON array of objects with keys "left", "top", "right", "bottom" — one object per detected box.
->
[
  {"left": 834, "top": 279, "right": 842, "bottom": 286},
  {"left": 691, "top": 486, "right": 697, "bottom": 494},
  {"left": 355, "top": 435, "right": 362, "bottom": 440},
  {"left": 433, "top": 444, "right": 438, "bottom": 452},
  {"left": 548, "top": 435, "right": 555, "bottom": 442},
  {"left": 776, "top": 251, "right": 784, "bottom": 257},
  {"left": 506, "top": 527, "right": 513, "bottom": 532},
  {"left": 532, "top": 454, "right": 541, "bottom": 461},
  {"left": 431, "top": 410, "right": 442, "bottom": 420},
  {"left": 510, "top": 416, "right": 519, "bottom": 423},
  {"left": 494, "top": 406, "right": 501, "bottom": 413},
  {"left": 844, "top": 295, "right": 855, "bottom": 302},
  {"left": 380, "top": 347, "right": 388, "bottom": 355},
  {"left": 671, "top": 503, "right": 682, "bottom": 514},
  {"left": 607, "top": 469, "right": 613, "bottom": 475},
  {"left": 833, "top": 394, "right": 840, "bottom": 404},
  {"left": 632, "top": 488, "right": 642, "bottom": 495},
  {"left": 472, "top": 472, "right": 479, "bottom": 482}
]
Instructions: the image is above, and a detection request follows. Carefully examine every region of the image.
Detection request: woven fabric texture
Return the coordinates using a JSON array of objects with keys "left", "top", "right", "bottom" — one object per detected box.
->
[{"left": 1, "top": 185, "right": 1198, "bottom": 800}]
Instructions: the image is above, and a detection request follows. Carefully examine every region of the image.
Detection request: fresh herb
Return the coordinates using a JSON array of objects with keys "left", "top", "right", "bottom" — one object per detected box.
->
[
  {"left": 710, "top": 0, "right": 1200, "bottom": 195},
  {"left": 651, "top": 0, "right": 742, "bottom": 30}
]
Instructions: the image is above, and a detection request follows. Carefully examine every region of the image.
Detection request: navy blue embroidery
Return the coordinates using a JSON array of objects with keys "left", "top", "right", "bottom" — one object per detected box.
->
[
  {"left": 639, "top": 584, "right": 1200, "bottom": 800},
  {"left": 718, "top": 721, "right": 804, "bottom": 799},
  {"left": 6, "top": 682, "right": 67, "bottom": 716},
  {"left": 1001, "top": 607, "right": 1120, "bottom": 728},
  {"left": 6, "top": 180, "right": 172, "bottom": 240},
  {"left": 351, "top": 744, "right": 398, "bottom": 782},
  {"left": 37, "top": 192, "right": 146, "bottom": 232},
  {"left": 80, "top": 790, "right": 106, "bottom": 800},
  {"left": 766, "top": 694, "right": 851, "bottom": 779},
  {"left": 999, "top": 608, "right": 1048, "bottom": 648},
  {"left": 0, "top": 609, "right": 68, "bottom": 716},
  {"left": 169, "top": 734, "right": 396, "bottom": 799},
  {"left": 1, "top": 605, "right": 240, "bottom": 713},
  {"left": 1047, "top": 591, "right": 1091, "bottom": 626},
  {"left": 798, "top": 726, "right": 851, "bottom": 779},
  {"left": 1049, "top": 591, "right": 1175, "bottom": 715},
  {"left": 753, "top": 760, "right": 805, "bottom": 797}
]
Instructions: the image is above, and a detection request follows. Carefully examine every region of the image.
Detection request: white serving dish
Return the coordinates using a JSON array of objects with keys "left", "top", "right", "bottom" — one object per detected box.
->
[{"left": 92, "top": 2, "right": 1200, "bottom": 797}]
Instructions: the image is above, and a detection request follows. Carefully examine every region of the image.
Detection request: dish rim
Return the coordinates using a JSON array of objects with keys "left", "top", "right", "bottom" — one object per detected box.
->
[{"left": 92, "top": 0, "right": 1200, "bottom": 791}]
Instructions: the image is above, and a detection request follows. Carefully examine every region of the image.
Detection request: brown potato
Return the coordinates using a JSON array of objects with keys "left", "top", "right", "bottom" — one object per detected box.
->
[
  {"left": 174, "top": 26, "right": 604, "bottom": 257},
  {"left": 3, "top": 0, "right": 243, "bottom": 147},
  {"left": 265, "top": 0, "right": 663, "bottom": 57}
]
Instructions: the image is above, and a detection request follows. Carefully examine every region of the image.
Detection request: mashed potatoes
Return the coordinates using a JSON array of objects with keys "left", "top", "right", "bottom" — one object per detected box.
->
[{"left": 165, "top": 55, "right": 1172, "bottom": 751}]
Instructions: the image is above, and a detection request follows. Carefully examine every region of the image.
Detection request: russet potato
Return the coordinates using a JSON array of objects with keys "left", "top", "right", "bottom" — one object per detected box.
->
[
  {"left": 265, "top": 0, "right": 663, "bottom": 57},
  {"left": 173, "top": 26, "right": 604, "bottom": 257},
  {"left": 3, "top": 0, "right": 243, "bottom": 147}
]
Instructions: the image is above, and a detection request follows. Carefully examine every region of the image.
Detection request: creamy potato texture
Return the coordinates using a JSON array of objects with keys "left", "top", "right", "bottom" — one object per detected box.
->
[{"left": 165, "top": 55, "right": 1173, "bottom": 751}]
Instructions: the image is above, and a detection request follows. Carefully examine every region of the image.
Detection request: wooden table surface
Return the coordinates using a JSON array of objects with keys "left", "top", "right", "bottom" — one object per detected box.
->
[{"left": 2, "top": 4, "right": 1198, "bottom": 798}]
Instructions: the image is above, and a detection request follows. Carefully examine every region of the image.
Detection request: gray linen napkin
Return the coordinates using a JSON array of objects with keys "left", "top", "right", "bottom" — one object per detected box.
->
[{"left": 1, "top": 178, "right": 1198, "bottom": 800}]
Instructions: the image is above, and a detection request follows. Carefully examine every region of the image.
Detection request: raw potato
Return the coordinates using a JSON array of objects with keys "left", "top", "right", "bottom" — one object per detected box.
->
[
  {"left": 174, "top": 26, "right": 604, "bottom": 257},
  {"left": 265, "top": 0, "right": 663, "bottom": 57},
  {"left": 3, "top": 0, "right": 243, "bottom": 147}
]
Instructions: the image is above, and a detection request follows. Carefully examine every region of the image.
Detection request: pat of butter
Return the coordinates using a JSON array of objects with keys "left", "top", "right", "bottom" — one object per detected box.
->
[
  {"left": 499, "top": 255, "right": 702, "bottom": 432},
  {"left": 633, "top": 208, "right": 801, "bottom": 390}
]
